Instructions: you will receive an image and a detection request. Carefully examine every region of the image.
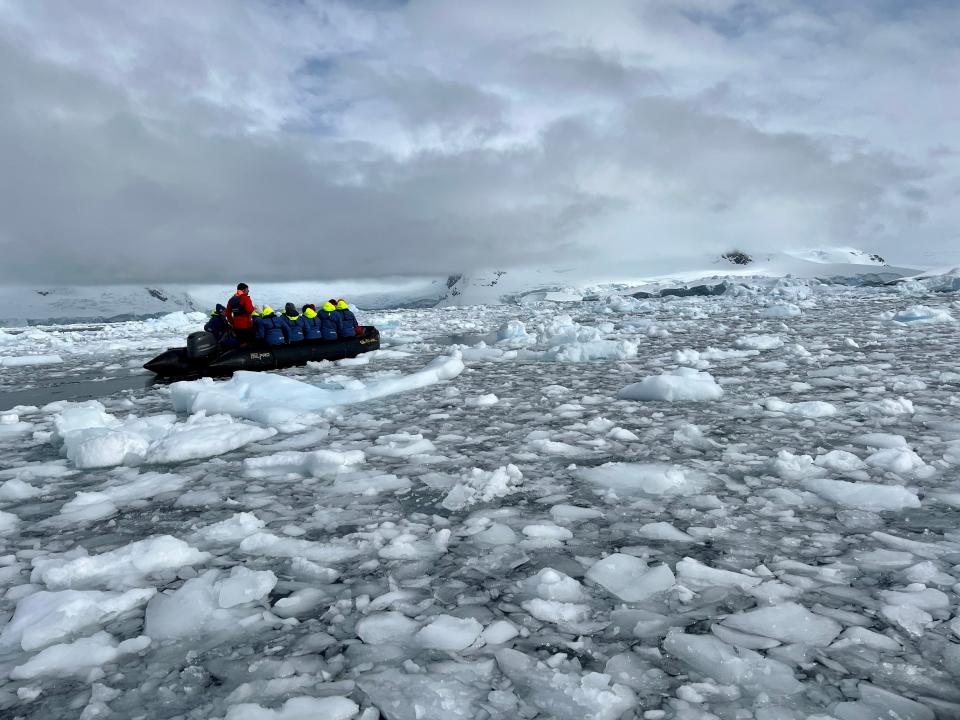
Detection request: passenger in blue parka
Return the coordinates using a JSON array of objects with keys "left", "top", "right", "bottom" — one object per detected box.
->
[
  {"left": 254, "top": 306, "right": 285, "bottom": 347},
  {"left": 301, "top": 304, "right": 323, "bottom": 340},
  {"left": 280, "top": 303, "right": 306, "bottom": 343},
  {"left": 336, "top": 299, "right": 359, "bottom": 338},
  {"left": 317, "top": 301, "right": 341, "bottom": 340},
  {"left": 204, "top": 304, "right": 229, "bottom": 338}
]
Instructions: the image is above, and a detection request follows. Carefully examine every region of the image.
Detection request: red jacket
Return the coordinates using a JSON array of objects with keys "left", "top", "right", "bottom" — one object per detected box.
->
[{"left": 226, "top": 292, "right": 254, "bottom": 329}]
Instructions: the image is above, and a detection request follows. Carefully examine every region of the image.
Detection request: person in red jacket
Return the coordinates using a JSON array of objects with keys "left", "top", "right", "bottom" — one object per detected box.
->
[{"left": 226, "top": 283, "right": 255, "bottom": 343}]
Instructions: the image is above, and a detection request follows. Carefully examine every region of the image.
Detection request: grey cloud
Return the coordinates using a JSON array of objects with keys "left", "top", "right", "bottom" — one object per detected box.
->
[{"left": 0, "top": 0, "right": 955, "bottom": 283}]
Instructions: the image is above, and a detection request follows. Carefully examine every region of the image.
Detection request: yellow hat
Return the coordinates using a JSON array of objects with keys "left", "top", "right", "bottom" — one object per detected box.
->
[
  {"left": 336, "top": 300, "right": 349, "bottom": 310},
  {"left": 262, "top": 306, "right": 275, "bottom": 316},
  {"left": 322, "top": 301, "right": 336, "bottom": 312}
]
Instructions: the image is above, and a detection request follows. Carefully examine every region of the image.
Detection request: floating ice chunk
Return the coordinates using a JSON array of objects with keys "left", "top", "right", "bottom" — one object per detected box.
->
[
  {"left": 663, "top": 630, "right": 803, "bottom": 695},
  {"left": 225, "top": 697, "right": 359, "bottom": 720},
  {"left": 763, "top": 303, "right": 801, "bottom": 318},
  {"left": 59, "top": 470, "right": 187, "bottom": 522},
  {"left": 711, "top": 622, "right": 781, "bottom": 650},
  {"left": 586, "top": 554, "right": 674, "bottom": 602},
  {"left": 217, "top": 567, "right": 278, "bottom": 608},
  {"left": 527, "top": 438, "right": 589, "bottom": 456},
  {"left": 858, "top": 397, "right": 915, "bottom": 416},
  {"left": 521, "top": 524, "right": 572, "bottom": 541},
  {"left": 495, "top": 648, "right": 636, "bottom": 720},
  {"left": 271, "top": 588, "right": 328, "bottom": 619},
  {"left": 604, "top": 653, "right": 669, "bottom": 694},
  {"left": 550, "top": 504, "right": 603, "bottom": 523},
  {"left": 618, "top": 368, "right": 723, "bottom": 402},
  {"left": 497, "top": 319, "right": 528, "bottom": 341},
  {"left": 33, "top": 535, "right": 210, "bottom": 590},
  {"left": 0, "top": 354, "right": 63, "bottom": 367},
  {"left": 67, "top": 428, "right": 151, "bottom": 469},
  {"left": 0, "top": 509, "right": 19, "bottom": 535},
  {"left": 368, "top": 433, "right": 437, "bottom": 458},
  {"left": 472, "top": 522, "right": 517, "bottom": 545},
  {"left": 865, "top": 448, "right": 928, "bottom": 476},
  {"left": 802, "top": 478, "right": 920, "bottom": 511},
  {"left": 10, "top": 631, "right": 150, "bottom": 680},
  {"left": 192, "top": 513, "right": 266, "bottom": 545},
  {"left": 358, "top": 670, "right": 485, "bottom": 720},
  {"left": 171, "top": 352, "right": 466, "bottom": 425},
  {"left": 672, "top": 423, "right": 721, "bottom": 450},
  {"left": 734, "top": 334, "right": 784, "bottom": 351},
  {"left": 771, "top": 450, "right": 827, "bottom": 480},
  {"left": 244, "top": 449, "right": 365, "bottom": 477},
  {"left": 815, "top": 449, "right": 867, "bottom": 473},
  {"left": 356, "top": 612, "right": 420, "bottom": 644},
  {"left": 636, "top": 522, "right": 695, "bottom": 543},
  {"left": 143, "top": 413, "right": 277, "bottom": 464},
  {"left": 830, "top": 626, "right": 901, "bottom": 652},
  {"left": 833, "top": 684, "right": 935, "bottom": 720},
  {"left": 144, "top": 569, "right": 263, "bottom": 640},
  {"left": 675, "top": 557, "right": 762, "bottom": 591},
  {"left": 852, "top": 549, "right": 916, "bottom": 570},
  {"left": 720, "top": 602, "right": 841, "bottom": 646},
  {"left": 902, "top": 561, "right": 956, "bottom": 586},
  {"left": 441, "top": 464, "right": 523, "bottom": 510},
  {"left": 879, "top": 587, "right": 950, "bottom": 612},
  {"left": 881, "top": 604, "right": 933, "bottom": 637},
  {"left": 465, "top": 393, "right": 499, "bottom": 407},
  {"left": 884, "top": 305, "right": 954, "bottom": 324},
  {"left": 481, "top": 620, "right": 519, "bottom": 645},
  {"left": 579, "top": 462, "right": 709, "bottom": 497},
  {"left": 854, "top": 433, "right": 909, "bottom": 449},
  {"left": 238, "top": 532, "right": 361, "bottom": 563},
  {"left": 0, "top": 588, "right": 155, "bottom": 651},
  {"left": 522, "top": 598, "right": 591, "bottom": 625},
  {"left": 524, "top": 568, "right": 589, "bottom": 603},
  {"left": 0, "top": 478, "right": 43, "bottom": 501},
  {"left": 607, "top": 427, "right": 639, "bottom": 441},
  {"left": 416, "top": 615, "right": 483, "bottom": 651},
  {"left": 764, "top": 397, "right": 838, "bottom": 417}
]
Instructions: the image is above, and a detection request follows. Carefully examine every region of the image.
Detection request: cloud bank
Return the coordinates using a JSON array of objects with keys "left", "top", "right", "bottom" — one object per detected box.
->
[{"left": 0, "top": 0, "right": 956, "bottom": 284}]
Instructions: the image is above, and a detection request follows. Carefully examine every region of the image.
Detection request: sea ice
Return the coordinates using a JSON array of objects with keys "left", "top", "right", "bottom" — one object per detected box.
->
[
  {"left": 618, "top": 367, "right": 723, "bottom": 402},
  {"left": 585, "top": 553, "right": 675, "bottom": 602}
]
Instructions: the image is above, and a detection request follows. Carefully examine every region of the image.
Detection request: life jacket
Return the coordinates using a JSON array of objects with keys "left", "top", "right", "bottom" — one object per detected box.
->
[
  {"left": 335, "top": 300, "right": 358, "bottom": 337},
  {"left": 302, "top": 307, "right": 323, "bottom": 340},
  {"left": 254, "top": 309, "right": 285, "bottom": 346},
  {"left": 280, "top": 313, "right": 306, "bottom": 343},
  {"left": 226, "top": 292, "right": 254, "bottom": 329},
  {"left": 317, "top": 302, "right": 340, "bottom": 340}
]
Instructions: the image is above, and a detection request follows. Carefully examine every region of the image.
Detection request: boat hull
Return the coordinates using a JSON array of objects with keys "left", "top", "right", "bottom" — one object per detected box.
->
[{"left": 144, "top": 327, "right": 380, "bottom": 378}]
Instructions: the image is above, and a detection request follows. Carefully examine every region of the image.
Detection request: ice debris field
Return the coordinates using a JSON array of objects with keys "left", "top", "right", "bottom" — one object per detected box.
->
[{"left": 1, "top": 283, "right": 960, "bottom": 720}]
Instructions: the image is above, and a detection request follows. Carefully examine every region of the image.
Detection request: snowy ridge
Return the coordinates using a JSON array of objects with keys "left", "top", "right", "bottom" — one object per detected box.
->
[{"left": 1, "top": 278, "right": 960, "bottom": 718}]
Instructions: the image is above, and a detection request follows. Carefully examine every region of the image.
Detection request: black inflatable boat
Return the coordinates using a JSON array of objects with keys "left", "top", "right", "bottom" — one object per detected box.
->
[{"left": 144, "top": 327, "right": 380, "bottom": 378}]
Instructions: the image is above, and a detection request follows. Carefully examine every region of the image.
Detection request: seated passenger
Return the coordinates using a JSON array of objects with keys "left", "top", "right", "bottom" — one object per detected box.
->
[
  {"left": 335, "top": 299, "right": 360, "bottom": 338},
  {"left": 254, "top": 306, "right": 285, "bottom": 347},
  {"left": 317, "top": 301, "right": 340, "bottom": 340},
  {"left": 280, "top": 302, "right": 306, "bottom": 343},
  {"left": 204, "top": 304, "right": 229, "bottom": 338},
  {"left": 301, "top": 304, "right": 322, "bottom": 341}
]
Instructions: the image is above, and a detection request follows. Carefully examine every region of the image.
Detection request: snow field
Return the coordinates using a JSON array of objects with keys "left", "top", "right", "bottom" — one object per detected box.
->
[{"left": 0, "top": 289, "right": 958, "bottom": 718}]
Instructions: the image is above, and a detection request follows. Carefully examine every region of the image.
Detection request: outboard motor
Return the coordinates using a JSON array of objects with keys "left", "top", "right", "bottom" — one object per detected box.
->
[{"left": 186, "top": 331, "right": 219, "bottom": 361}]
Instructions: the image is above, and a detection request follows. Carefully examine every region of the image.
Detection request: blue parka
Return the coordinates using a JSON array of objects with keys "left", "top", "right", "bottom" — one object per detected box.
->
[
  {"left": 204, "top": 308, "right": 230, "bottom": 339},
  {"left": 280, "top": 313, "right": 306, "bottom": 343},
  {"left": 254, "top": 310, "right": 285, "bottom": 347},
  {"left": 335, "top": 301, "right": 357, "bottom": 338},
  {"left": 317, "top": 302, "right": 340, "bottom": 340},
  {"left": 302, "top": 308, "right": 323, "bottom": 340}
]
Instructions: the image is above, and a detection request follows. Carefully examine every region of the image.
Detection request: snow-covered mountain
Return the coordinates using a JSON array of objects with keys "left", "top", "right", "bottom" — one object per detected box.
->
[
  {"left": 0, "top": 278, "right": 446, "bottom": 326},
  {"left": 0, "top": 248, "right": 932, "bottom": 324}
]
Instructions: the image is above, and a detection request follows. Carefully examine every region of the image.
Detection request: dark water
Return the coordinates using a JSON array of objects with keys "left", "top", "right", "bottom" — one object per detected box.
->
[{"left": 0, "top": 372, "right": 156, "bottom": 410}]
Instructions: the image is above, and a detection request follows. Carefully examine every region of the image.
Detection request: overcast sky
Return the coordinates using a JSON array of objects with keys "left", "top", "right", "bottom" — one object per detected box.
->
[{"left": 0, "top": 0, "right": 956, "bottom": 284}]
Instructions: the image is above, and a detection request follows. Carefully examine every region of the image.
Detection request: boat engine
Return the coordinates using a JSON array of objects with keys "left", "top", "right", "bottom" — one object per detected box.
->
[{"left": 186, "top": 331, "right": 219, "bottom": 360}]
